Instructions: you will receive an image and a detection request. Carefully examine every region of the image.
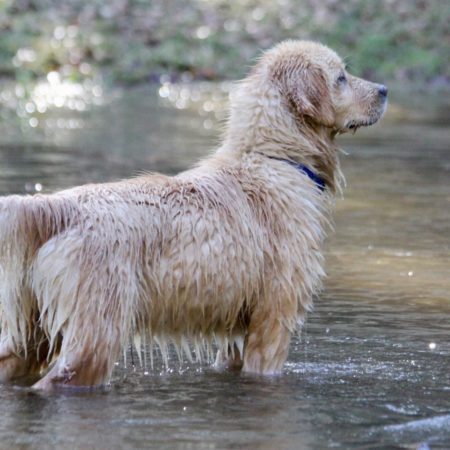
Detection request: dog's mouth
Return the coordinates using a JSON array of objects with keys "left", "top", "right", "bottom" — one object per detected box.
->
[
  {"left": 337, "top": 99, "right": 388, "bottom": 135},
  {"left": 340, "top": 111, "right": 386, "bottom": 135},
  {"left": 346, "top": 120, "right": 372, "bottom": 133},
  {"left": 335, "top": 121, "right": 369, "bottom": 135},
  {"left": 335, "top": 119, "right": 374, "bottom": 135}
]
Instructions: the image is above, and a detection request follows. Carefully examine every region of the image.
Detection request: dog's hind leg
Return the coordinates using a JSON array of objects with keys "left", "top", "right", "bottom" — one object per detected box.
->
[
  {"left": 0, "top": 324, "right": 51, "bottom": 383},
  {"left": 31, "top": 324, "right": 122, "bottom": 390},
  {"left": 30, "top": 290, "right": 129, "bottom": 390},
  {"left": 30, "top": 235, "right": 138, "bottom": 390},
  {"left": 0, "top": 194, "right": 78, "bottom": 383},
  {"left": 0, "top": 336, "right": 32, "bottom": 382},
  {"left": 0, "top": 196, "right": 36, "bottom": 381}
]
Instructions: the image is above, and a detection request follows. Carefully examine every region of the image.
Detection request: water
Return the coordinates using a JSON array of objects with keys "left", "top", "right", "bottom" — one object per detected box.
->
[{"left": 0, "top": 84, "right": 449, "bottom": 449}]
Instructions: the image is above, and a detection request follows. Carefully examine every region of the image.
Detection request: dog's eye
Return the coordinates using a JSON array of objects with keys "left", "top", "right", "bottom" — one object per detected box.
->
[{"left": 337, "top": 74, "right": 347, "bottom": 85}]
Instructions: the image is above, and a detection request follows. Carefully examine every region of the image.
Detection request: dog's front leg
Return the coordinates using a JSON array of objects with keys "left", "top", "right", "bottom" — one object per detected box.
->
[{"left": 242, "top": 308, "right": 291, "bottom": 375}]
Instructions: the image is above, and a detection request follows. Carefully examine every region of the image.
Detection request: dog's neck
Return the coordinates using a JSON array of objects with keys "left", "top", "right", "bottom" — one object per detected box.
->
[{"left": 218, "top": 76, "right": 342, "bottom": 192}]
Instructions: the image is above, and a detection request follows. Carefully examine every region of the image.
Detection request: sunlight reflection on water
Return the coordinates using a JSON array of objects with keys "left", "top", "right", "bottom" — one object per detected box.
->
[{"left": 0, "top": 83, "right": 448, "bottom": 449}]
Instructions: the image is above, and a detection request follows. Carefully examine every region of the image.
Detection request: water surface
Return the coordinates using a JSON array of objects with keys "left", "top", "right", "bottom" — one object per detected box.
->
[{"left": 0, "top": 85, "right": 449, "bottom": 449}]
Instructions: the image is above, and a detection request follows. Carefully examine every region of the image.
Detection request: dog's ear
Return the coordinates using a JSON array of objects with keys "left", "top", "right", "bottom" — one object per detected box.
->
[{"left": 284, "top": 66, "right": 335, "bottom": 127}]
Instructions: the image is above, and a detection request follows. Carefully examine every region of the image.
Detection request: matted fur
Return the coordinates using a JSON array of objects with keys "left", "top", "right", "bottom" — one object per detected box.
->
[{"left": 0, "top": 41, "right": 387, "bottom": 389}]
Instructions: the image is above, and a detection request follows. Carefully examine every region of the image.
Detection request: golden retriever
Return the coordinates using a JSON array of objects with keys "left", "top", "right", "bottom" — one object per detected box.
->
[{"left": 0, "top": 40, "right": 387, "bottom": 389}]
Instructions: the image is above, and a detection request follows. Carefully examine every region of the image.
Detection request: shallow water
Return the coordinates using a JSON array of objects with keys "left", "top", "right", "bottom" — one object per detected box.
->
[{"left": 0, "top": 84, "right": 449, "bottom": 449}]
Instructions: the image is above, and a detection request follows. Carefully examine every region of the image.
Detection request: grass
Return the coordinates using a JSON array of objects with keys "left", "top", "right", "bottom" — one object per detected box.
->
[{"left": 0, "top": 0, "right": 448, "bottom": 87}]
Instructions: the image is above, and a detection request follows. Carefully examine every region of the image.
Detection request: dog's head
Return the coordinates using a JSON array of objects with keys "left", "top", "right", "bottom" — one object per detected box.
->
[{"left": 262, "top": 40, "right": 387, "bottom": 133}]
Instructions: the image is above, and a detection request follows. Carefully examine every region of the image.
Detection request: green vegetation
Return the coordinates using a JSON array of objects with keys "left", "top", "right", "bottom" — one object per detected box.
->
[{"left": 0, "top": 0, "right": 448, "bottom": 86}]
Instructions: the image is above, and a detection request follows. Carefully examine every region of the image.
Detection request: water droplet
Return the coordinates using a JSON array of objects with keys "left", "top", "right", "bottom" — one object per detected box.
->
[
  {"left": 53, "top": 26, "right": 65, "bottom": 40},
  {"left": 429, "top": 342, "right": 436, "bottom": 350},
  {"left": 175, "top": 99, "right": 187, "bottom": 109},
  {"left": 25, "top": 102, "right": 36, "bottom": 114},
  {"left": 203, "top": 119, "right": 213, "bottom": 129},
  {"left": 158, "top": 85, "right": 170, "bottom": 98},
  {"left": 75, "top": 100, "right": 86, "bottom": 111},
  {"left": 36, "top": 102, "right": 47, "bottom": 113},
  {"left": 92, "top": 85, "right": 103, "bottom": 97},
  {"left": 54, "top": 96, "right": 64, "bottom": 108},
  {"left": 16, "top": 48, "right": 37, "bottom": 63},
  {"left": 203, "top": 101, "right": 214, "bottom": 112},
  {"left": 34, "top": 183, "right": 42, "bottom": 192},
  {"left": 79, "top": 62, "right": 91, "bottom": 75},
  {"left": 15, "top": 85, "right": 25, "bottom": 98},
  {"left": 47, "top": 71, "right": 60, "bottom": 85},
  {"left": 196, "top": 26, "right": 211, "bottom": 39}
]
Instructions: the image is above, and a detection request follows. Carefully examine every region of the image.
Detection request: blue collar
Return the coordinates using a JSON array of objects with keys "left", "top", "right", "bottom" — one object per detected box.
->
[{"left": 269, "top": 157, "right": 326, "bottom": 192}]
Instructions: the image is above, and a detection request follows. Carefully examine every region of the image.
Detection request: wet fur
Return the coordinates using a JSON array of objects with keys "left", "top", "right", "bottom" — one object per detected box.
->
[{"left": 0, "top": 41, "right": 386, "bottom": 389}]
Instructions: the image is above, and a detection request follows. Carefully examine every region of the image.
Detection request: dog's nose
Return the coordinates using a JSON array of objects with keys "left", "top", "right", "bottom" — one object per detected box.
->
[{"left": 378, "top": 85, "right": 388, "bottom": 98}]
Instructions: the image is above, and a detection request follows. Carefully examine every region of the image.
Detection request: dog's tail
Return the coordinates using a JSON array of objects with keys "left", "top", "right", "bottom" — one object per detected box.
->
[{"left": 0, "top": 194, "right": 78, "bottom": 353}]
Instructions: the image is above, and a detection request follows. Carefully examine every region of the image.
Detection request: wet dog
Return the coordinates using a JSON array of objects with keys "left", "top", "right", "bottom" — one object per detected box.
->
[{"left": 0, "top": 41, "right": 387, "bottom": 389}]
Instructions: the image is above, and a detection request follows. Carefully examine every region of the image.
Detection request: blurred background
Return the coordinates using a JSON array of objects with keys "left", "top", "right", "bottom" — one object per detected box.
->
[
  {"left": 0, "top": 0, "right": 448, "bottom": 182},
  {"left": 1, "top": 0, "right": 448, "bottom": 86}
]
